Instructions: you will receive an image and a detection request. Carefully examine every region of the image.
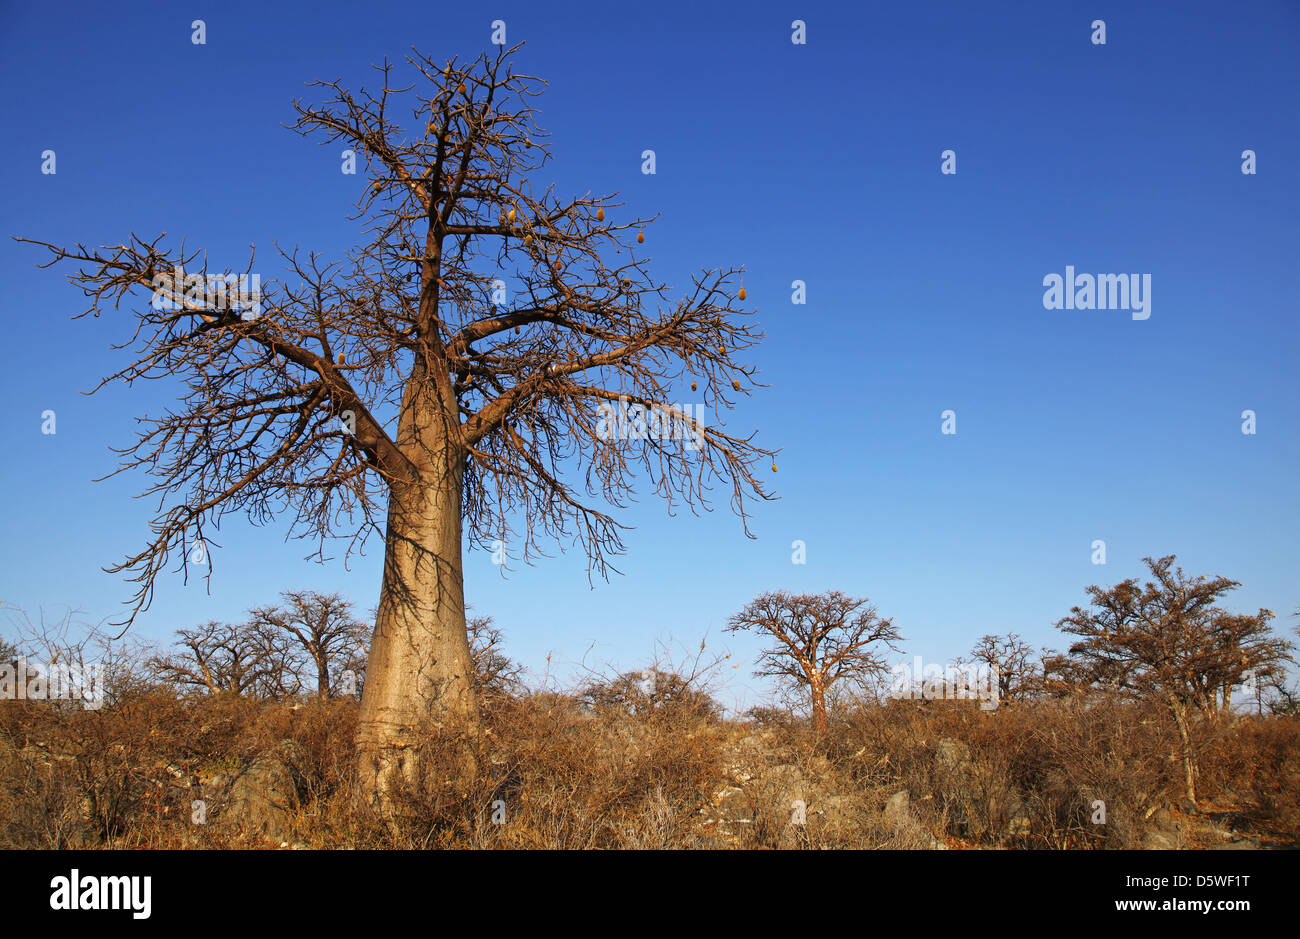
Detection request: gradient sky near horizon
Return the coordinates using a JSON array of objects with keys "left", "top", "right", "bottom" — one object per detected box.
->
[{"left": 1, "top": 0, "right": 1297, "bottom": 712}]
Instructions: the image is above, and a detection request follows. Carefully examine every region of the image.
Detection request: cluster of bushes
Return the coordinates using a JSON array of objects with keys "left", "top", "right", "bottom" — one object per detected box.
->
[
  {"left": 3, "top": 557, "right": 1297, "bottom": 849},
  {"left": 2, "top": 675, "right": 1296, "bottom": 849}
]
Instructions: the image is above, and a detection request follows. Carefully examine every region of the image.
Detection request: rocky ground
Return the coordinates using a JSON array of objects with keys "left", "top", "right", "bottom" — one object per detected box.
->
[{"left": 6, "top": 727, "right": 1273, "bottom": 849}]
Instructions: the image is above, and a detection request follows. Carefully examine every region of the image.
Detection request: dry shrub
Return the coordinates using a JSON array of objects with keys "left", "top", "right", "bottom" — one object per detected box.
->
[
  {"left": 4, "top": 676, "right": 1297, "bottom": 849},
  {"left": 1210, "top": 716, "right": 1300, "bottom": 842},
  {"left": 375, "top": 681, "right": 728, "bottom": 849}
]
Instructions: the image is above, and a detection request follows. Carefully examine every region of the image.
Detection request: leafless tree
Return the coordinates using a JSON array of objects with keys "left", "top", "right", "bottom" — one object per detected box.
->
[
  {"left": 726, "top": 590, "right": 902, "bottom": 733},
  {"left": 149, "top": 620, "right": 297, "bottom": 698},
  {"left": 466, "top": 614, "right": 523, "bottom": 701},
  {"left": 968, "top": 633, "right": 1038, "bottom": 703},
  {"left": 1054, "top": 555, "right": 1292, "bottom": 808},
  {"left": 2, "top": 606, "right": 150, "bottom": 708},
  {"left": 19, "top": 44, "right": 775, "bottom": 810},
  {"left": 249, "top": 591, "right": 369, "bottom": 699}
]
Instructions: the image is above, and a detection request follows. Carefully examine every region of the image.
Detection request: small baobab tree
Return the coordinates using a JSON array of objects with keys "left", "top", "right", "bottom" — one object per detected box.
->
[
  {"left": 19, "top": 44, "right": 776, "bottom": 812},
  {"left": 1055, "top": 555, "right": 1291, "bottom": 808},
  {"left": 967, "top": 633, "right": 1038, "bottom": 703},
  {"left": 726, "top": 590, "right": 902, "bottom": 732},
  {"left": 249, "top": 590, "right": 369, "bottom": 700},
  {"left": 149, "top": 620, "right": 297, "bottom": 698}
]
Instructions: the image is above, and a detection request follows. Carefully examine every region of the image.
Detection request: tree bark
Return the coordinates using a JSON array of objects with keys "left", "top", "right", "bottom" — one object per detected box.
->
[
  {"left": 1170, "top": 699, "right": 1198, "bottom": 809},
  {"left": 354, "top": 417, "right": 480, "bottom": 813},
  {"left": 809, "top": 674, "right": 827, "bottom": 734},
  {"left": 316, "top": 657, "right": 330, "bottom": 701}
]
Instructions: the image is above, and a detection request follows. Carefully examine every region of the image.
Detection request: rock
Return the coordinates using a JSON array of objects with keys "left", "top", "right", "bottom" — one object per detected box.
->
[
  {"left": 933, "top": 738, "right": 1031, "bottom": 841},
  {"left": 1218, "top": 838, "right": 1259, "bottom": 850},
  {"left": 1150, "top": 807, "right": 1182, "bottom": 832},
  {"left": 1143, "top": 829, "right": 1181, "bottom": 850},
  {"left": 1006, "top": 803, "right": 1032, "bottom": 837},
  {"left": 220, "top": 740, "right": 306, "bottom": 843},
  {"left": 935, "top": 738, "right": 971, "bottom": 769},
  {"left": 884, "top": 789, "right": 911, "bottom": 823},
  {"left": 764, "top": 764, "right": 808, "bottom": 806}
]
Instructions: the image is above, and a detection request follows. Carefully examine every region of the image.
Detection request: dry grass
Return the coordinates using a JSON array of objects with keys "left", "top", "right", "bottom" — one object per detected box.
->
[{"left": 2, "top": 682, "right": 1295, "bottom": 849}]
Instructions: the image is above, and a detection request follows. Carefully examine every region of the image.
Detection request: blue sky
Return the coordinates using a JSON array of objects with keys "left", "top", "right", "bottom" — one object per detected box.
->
[{"left": 1, "top": 0, "right": 1297, "bottom": 711}]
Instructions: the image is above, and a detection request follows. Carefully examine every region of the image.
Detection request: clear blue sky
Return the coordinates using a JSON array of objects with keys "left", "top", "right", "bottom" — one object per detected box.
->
[{"left": 2, "top": 0, "right": 1297, "bottom": 712}]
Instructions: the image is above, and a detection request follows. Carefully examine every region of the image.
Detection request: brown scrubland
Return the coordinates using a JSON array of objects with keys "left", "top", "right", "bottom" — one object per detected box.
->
[{"left": 2, "top": 628, "right": 1296, "bottom": 850}]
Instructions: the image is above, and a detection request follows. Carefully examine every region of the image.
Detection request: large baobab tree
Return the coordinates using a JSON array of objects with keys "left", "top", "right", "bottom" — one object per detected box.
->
[
  {"left": 726, "top": 590, "right": 902, "bottom": 732},
  {"left": 1055, "top": 555, "right": 1291, "bottom": 808},
  {"left": 19, "top": 44, "right": 775, "bottom": 811}
]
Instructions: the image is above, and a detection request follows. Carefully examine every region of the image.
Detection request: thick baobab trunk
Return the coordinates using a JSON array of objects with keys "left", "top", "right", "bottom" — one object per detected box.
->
[
  {"left": 809, "top": 674, "right": 828, "bottom": 734},
  {"left": 354, "top": 453, "right": 480, "bottom": 813},
  {"left": 315, "top": 654, "right": 331, "bottom": 701}
]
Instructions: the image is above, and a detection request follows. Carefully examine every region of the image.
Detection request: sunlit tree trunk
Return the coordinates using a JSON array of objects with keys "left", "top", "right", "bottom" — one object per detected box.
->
[
  {"left": 809, "top": 673, "right": 828, "bottom": 734},
  {"left": 1169, "top": 697, "right": 1198, "bottom": 808},
  {"left": 355, "top": 378, "right": 479, "bottom": 812}
]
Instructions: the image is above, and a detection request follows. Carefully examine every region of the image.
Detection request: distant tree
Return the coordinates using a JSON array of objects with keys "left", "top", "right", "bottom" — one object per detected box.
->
[
  {"left": 466, "top": 615, "right": 523, "bottom": 701},
  {"left": 968, "top": 633, "right": 1037, "bottom": 703},
  {"left": 150, "top": 620, "right": 297, "bottom": 697},
  {"left": 1054, "top": 555, "right": 1292, "bottom": 808},
  {"left": 579, "top": 666, "right": 720, "bottom": 721},
  {"left": 2, "top": 606, "right": 152, "bottom": 707},
  {"left": 726, "top": 590, "right": 902, "bottom": 733},
  {"left": 249, "top": 591, "right": 369, "bottom": 699}
]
